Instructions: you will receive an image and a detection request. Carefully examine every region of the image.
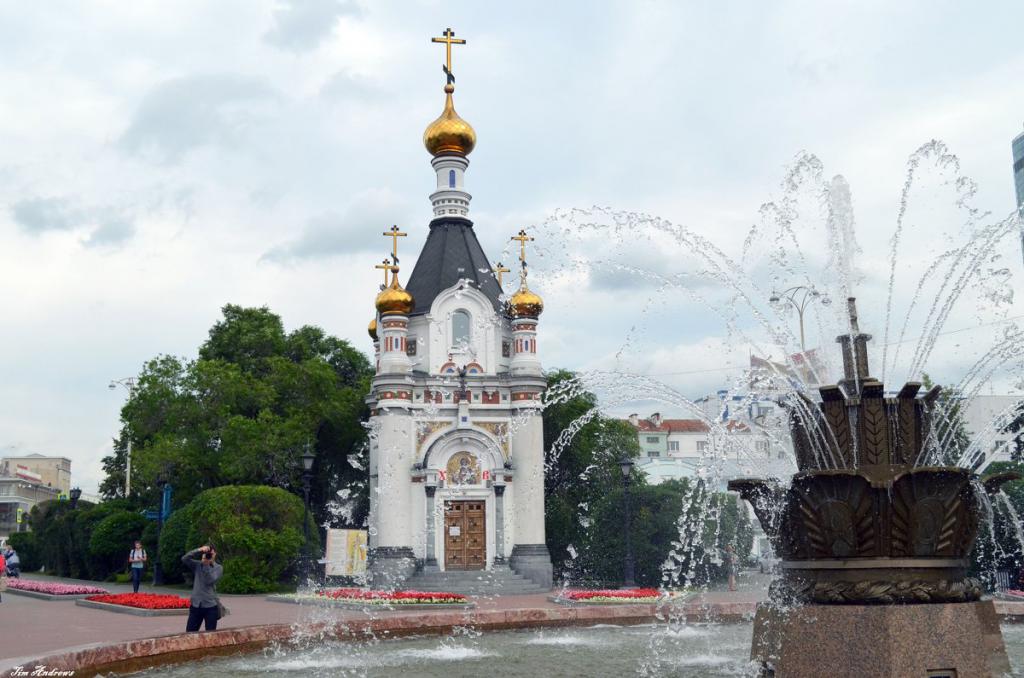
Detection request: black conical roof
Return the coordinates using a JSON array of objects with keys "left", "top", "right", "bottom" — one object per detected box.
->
[{"left": 404, "top": 216, "right": 504, "bottom": 316}]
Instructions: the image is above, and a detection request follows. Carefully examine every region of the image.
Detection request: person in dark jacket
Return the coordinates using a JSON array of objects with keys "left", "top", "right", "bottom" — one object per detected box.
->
[{"left": 182, "top": 545, "right": 223, "bottom": 632}]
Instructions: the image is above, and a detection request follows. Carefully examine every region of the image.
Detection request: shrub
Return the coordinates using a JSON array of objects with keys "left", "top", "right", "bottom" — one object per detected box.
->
[
  {"left": 8, "top": 531, "right": 40, "bottom": 572},
  {"left": 164, "top": 485, "right": 318, "bottom": 593},
  {"left": 158, "top": 503, "right": 197, "bottom": 584},
  {"left": 89, "top": 510, "right": 149, "bottom": 580}
]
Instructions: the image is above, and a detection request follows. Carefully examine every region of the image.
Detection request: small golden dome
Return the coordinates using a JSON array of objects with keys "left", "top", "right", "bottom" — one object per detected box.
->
[
  {"left": 423, "top": 84, "right": 476, "bottom": 156},
  {"left": 368, "top": 317, "right": 378, "bottom": 341},
  {"left": 509, "top": 284, "right": 544, "bottom": 318},
  {"left": 375, "top": 276, "right": 415, "bottom": 316}
]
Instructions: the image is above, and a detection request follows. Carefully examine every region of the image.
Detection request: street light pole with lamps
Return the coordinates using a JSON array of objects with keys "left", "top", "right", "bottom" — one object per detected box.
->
[
  {"left": 108, "top": 377, "right": 137, "bottom": 497},
  {"left": 300, "top": 442, "right": 316, "bottom": 584},
  {"left": 619, "top": 456, "right": 637, "bottom": 588},
  {"left": 768, "top": 285, "right": 831, "bottom": 354}
]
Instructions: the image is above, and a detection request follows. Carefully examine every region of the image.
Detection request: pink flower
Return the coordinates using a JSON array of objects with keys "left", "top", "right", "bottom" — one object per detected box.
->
[{"left": 8, "top": 579, "right": 109, "bottom": 595}]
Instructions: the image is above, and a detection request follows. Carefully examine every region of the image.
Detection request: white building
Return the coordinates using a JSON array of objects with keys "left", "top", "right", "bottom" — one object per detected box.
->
[{"left": 364, "top": 38, "right": 551, "bottom": 589}]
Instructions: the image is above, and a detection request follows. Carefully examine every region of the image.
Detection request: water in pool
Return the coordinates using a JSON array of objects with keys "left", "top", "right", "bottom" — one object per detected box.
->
[{"left": 128, "top": 623, "right": 1024, "bottom": 677}]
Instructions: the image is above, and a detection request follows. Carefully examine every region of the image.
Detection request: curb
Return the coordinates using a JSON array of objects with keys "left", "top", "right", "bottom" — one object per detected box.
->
[
  {"left": 265, "top": 594, "right": 475, "bottom": 610},
  {"left": 74, "top": 599, "right": 190, "bottom": 617},
  {"left": 5, "top": 589, "right": 102, "bottom": 601}
]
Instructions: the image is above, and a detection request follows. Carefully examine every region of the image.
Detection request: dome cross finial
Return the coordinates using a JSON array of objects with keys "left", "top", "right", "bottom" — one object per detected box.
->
[
  {"left": 374, "top": 257, "right": 393, "bottom": 288},
  {"left": 431, "top": 27, "right": 466, "bottom": 86},
  {"left": 383, "top": 225, "right": 407, "bottom": 264}
]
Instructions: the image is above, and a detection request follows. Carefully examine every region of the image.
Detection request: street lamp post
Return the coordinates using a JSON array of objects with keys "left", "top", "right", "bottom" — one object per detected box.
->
[
  {"left": 300, "top": 443, "right": 316, "bottom": 584},
  {"left": 108, "top": 377, "right": 137, "bottom": 498},
  {"left": 153, "top": 476, "right": 169, "bottom": 586},
  {"left": 619, "top": 457, "right": 636, "bottom": 589},
  {"left": 768, "top": 286, "right": 832, "bottom": 354},
  {"left": 69, "top": 487, "right": 82, "bottom": 510}
]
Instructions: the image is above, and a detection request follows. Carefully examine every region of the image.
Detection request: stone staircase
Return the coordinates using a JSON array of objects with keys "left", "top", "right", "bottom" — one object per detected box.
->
[{"left": 405, "top": 565, "right": 550, "bottom": 596}]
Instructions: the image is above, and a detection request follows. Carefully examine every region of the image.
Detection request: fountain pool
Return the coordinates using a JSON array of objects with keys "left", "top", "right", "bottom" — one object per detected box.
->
[{"left": 119, "top": 622, "right": 1024, "bottom": 677}]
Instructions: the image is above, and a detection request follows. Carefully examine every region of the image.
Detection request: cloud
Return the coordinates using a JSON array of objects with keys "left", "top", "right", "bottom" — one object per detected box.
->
[
  {"left": 264, "top": 0, "right": 360, "bottom": 53},
  {"left": 11, "top": 197, "right": 135, "bottom": 247},
  {"left": 119, "top": 75, "right": 281, "bottom": 163},
  {"left": 83, "top": 214, "right": 135, "bottom": 248},
  {"left": 261, "top": 188, "right": 411, "bottom": 263},
  {"left": 11, "top": 197, "right": 77, "bottom": 233}
]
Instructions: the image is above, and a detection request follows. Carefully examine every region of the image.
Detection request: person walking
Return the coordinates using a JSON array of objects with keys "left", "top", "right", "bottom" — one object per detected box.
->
[
  {"left": 182, "top": 545, "right": 223, "bottom": 632},
  {"left": 4, "top": 548, "right": 19, "bottom": 578},
  {"left": 0, "top": 551, "right": 6, "bottom": 603},
  {"left": 128, "top": 540, "right": 147, "bottom": 593},
  {"left": 724, "top": 544, "right": 738, "bottom": 592}
]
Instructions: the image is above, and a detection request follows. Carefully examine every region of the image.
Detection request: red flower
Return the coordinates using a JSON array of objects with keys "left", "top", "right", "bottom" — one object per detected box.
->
[
  {"left": 561, "top": 588, "right": 659, "bottom": 600},
  {"left": 315, "top": 588, "right": 468, "bottom": 604},
  {"left": 85, "top": 593, "right": 191, "bottom": 609}
]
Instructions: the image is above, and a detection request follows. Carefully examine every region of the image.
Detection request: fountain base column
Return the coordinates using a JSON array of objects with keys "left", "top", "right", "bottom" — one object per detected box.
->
[{"left": 751, "top": 600, "right": 1010, "bottom": 678}]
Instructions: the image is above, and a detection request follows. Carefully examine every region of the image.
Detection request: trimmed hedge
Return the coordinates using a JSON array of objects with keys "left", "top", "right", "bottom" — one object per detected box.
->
[
  {"left": 7, "top": 531, "right": 40, "bottom": 572},
  {"left": 88, "top": 510, "right": 148, "bottom": 578},
  {"left": 160, "top": 485, "right": 319, "bottom": 593}
]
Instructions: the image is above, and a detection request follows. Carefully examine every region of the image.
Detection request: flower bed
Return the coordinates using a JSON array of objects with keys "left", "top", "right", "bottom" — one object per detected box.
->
[
  {"left": 555, "top": 588, "right": 661, "bottom": 604},
  {"left": 1004, "top": 589, "right": 1024, "bottom": 599},
  {"left": 84, "top": 593, "right": 191, "bottom": 610},
  {"left": 76, "top": 592, "right": 192, "bottom": 617},
  {"left": 5, "top": 579, "right": 109, "bottom": 599},
  {"left": 317, "top": 588, "right": 469, "bottom": 605}
]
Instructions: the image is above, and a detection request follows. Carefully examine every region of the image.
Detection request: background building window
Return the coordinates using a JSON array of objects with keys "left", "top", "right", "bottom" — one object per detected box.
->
[
  {"left": 646, "top": 436, "right": 660, "bottom": 444},
  {"left": 696, "top": 441, "right": 708, "bottom": 453},
  {"left": 452, "top": 310, "right": 471, "bottom": 346},
  {"left": 668, "top": 441, "right": 679, "bottom": 452}
]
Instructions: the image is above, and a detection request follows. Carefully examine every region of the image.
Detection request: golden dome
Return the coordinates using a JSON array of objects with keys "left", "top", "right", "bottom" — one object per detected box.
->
[
  {"left": 423, "top": 84, "right": 476, "bottom": 156},
  {"left": 375, "top": 275, "right": 415, "bottom": 316},
  {"left": 368, "top": 317, "right": 378, "bottom": 341},
  {"left": 509, "top": 283, "right": 544, "bottom": 318}
]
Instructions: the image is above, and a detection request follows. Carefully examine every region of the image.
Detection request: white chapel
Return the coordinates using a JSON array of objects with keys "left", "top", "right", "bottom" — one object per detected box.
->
[{"left": 364, "top": 28, "right": 552, "bottom": 590}]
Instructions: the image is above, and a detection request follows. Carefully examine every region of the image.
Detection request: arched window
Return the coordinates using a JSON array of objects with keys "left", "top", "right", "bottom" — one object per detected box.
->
[
  {"left": 448, "top": 169, "right": 456, "bottom": 188},
  {"left": 452, "top": 310, "right": 471, "bottom": 346}
]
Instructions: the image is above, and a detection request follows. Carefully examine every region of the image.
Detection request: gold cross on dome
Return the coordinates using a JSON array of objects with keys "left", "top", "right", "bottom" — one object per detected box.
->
[
  {"left": 494, "top": 262, "right": 510, "bottom": 286},
  {"left": 511, "top": 230, "right": 534, "bottom": 265},
  {"left": 374, "top": 258, "right": 392, "bottom": 286},
  {"left": 431, "top": 27, "right": 466, "bottom": 83},
  {"left": 383, "top": 225, "right": 407, "bottom": 263}
]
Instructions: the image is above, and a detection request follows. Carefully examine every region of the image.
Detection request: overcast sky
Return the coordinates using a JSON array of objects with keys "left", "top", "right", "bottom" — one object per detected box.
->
[{"left": 1, "top": 0, "right": 1023, "bottom": 493}]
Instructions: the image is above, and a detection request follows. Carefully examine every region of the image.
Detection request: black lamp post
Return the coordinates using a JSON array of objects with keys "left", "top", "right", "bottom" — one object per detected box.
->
[
  {"left": 69, "top": 487, "right": 82, "bottom": 510},
  {"left": 619, "top": 457, "right": 636, "bottom": 588},
  {"left": 153, "top": 476, "right": 167, "bottom": 586},
  {"left": 300, "top": 442, "right": 316, "bottom": 583}
]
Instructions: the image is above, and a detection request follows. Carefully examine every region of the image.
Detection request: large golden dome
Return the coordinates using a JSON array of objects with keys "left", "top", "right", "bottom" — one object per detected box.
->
[
  {"left": 509, "top": 284, "right": 544, "bottom": 318},
  {"left": 423, "top": 84, "right": 476, "bottom": 156},
  {"left": 375, "top": 276, "right": 414, "bottom": 316}
]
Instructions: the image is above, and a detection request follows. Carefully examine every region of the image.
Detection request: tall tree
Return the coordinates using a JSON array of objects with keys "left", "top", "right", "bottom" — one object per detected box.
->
[{"left": 99, "top": 305, "right": 373, "bottom": 527}]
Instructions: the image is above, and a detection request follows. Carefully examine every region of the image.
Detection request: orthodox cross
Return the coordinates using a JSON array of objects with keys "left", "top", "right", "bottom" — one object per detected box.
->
[
  {"left": 374, "top": 257, "right": 392, "bottom": 289},
  {"left": 494, "top": 262, "right": 510, "bottom": 286},
  {"left": 511, "top": 230, "right": 533, "bottom": 264},
  {"left": 383, "top": 225, "right": 407, "bottom": 264},
  {"left": 431, "top": 27, "right": 466, "bottom": 84}
]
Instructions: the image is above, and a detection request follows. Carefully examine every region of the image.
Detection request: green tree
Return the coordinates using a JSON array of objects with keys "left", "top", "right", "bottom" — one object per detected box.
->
[
  {"left": 921, "top": 373, "right": 970, "bottom": 465},
  {"left": 99, "top": 305, "right": 373, "bottom": 528},
  {"left": 160, "top": 485, "right": 318, "bottom": 593}
]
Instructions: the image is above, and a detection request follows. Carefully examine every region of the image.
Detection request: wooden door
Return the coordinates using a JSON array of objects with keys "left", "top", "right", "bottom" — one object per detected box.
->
[{"left": 444, "top": 500, "right": 486, "bottom": 570}]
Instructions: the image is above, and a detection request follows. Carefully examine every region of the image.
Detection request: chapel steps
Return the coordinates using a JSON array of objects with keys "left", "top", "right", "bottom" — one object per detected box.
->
[{"left": 405, "top": 566, "right": 550, "bottom": 595}]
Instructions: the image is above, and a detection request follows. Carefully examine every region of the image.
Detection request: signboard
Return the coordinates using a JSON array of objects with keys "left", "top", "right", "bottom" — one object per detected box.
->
[
  {"left": 323, "top": 528, "right": 367, "bottom": 577},
  {"left": 14, "top": 465, "right": 42, "bottom": 483}
]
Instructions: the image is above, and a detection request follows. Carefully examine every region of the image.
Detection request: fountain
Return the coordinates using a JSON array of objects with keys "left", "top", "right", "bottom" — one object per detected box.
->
[{"left": 730, "top": 297, "right": 1020, "bottom": 676}]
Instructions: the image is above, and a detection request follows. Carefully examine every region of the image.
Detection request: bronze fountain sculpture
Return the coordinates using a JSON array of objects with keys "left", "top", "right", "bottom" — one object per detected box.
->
[{"left": 729, "top": 299, "right": 1018, "bottom": 676}]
